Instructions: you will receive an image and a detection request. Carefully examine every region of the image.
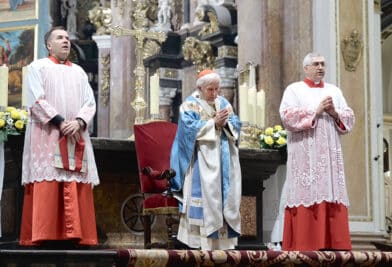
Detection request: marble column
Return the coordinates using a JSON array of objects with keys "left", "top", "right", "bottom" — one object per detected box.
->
[
  {"left": 281, "top": 1, "right": 312, "bottom": 89},
  {"left": 92, "top": 34, "right": 111, "bottom": 137},
  {"left": 109, "top": 0, "right": 135, "bottom": 138},
  {"left": 215, "top": 45, "right": 238, "bottom": 112}
]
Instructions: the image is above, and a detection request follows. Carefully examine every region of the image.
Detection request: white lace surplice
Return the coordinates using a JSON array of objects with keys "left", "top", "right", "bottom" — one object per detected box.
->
[
  {"left": 21, "top": 58, "right": 99, "bottom": 186},
  {"left": 279, "top": 81, "right": 355, "bottom": 208}
]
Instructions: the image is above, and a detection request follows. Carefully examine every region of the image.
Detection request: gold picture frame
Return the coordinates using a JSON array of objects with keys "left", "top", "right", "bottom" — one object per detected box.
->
[
  {"left": 0, "top": 0, "right": 38, "bottom": 23},
  {"left": 0, "top": 24, "right": 37, "bottom": 107}
]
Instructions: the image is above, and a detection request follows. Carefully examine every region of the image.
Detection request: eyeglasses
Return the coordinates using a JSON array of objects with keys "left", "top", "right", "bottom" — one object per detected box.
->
[{"left": 309, "top": 61, "right": 325, "bottom": 67}]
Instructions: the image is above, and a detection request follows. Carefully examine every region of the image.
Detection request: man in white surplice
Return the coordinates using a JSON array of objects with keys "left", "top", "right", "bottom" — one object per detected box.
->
[
  {"left": 170, "top": 69, "right": 242, "bottom": 250},
  {"left": 279, "top": 53, "right": 355, "bottom": 251}
]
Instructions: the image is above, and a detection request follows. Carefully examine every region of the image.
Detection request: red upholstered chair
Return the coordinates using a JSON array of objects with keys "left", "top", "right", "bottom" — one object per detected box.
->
[{"left": 133, "top": 121, "right": 179, "bottom": 249}]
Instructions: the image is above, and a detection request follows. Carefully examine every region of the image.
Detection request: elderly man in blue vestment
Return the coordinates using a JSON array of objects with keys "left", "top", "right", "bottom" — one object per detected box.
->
[{"left": 170, "top": 69, "right": 242, "bottom": 250}]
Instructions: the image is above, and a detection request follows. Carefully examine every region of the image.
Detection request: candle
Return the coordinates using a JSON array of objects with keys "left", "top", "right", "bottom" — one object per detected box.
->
[
  {"left": 238, "top": 82, "right": 248, "bottom": 122},
  {"left": 149, "top": 72, "right": 160, "bottom": 115},
  {"left": 249, "top": 64, "right": 256, "bottom": 88},
  {"left": 248, "top": 85, "right": 257, "bottom": 125},
  {"left": 256, "top": 89, "right": 265, "bottom": 128},
  {"left": 0, "top": 65, "right": 8, "bottom": 107},
  {"left": 21, "top": 66, "right": 27, "bottom": 108}
]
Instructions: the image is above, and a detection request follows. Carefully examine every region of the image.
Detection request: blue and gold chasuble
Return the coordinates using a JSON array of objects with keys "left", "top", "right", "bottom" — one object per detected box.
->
[{"left": 170, "top": 90, "right": 242, "bottom": 247}]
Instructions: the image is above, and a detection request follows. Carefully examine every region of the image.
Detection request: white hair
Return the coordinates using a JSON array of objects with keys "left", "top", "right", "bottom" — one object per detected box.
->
[
  {"left": 303, "top": 52, "right": 323, "bottom": 67},
  {"left": 196, "top": 72, "right": 221, "bottom": 89}
]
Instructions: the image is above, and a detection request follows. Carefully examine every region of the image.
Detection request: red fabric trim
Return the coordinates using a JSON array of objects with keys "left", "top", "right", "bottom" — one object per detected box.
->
[
  {"left": 59, "top": 136, "right": 70, "bottom": 170},
  {"left": 58, "top": 136, "right": 85, "bottom": 172},
  {"left": 143, "top": 194, "right": 178, "bottom": 210},
  {"left": 282, "top": 201, "right": 352, "bottom": 251},
  {"left": 48, "top": 55, "right": 72, "bottom": 66},
  {"left": 336, "top": 119, "right": 346, "bottom": 130},
  {"left": 304, "top": 78, "right": 324, "bottom": 88},
  {"left": 74, "top": 136, "right": 85, "bottom": 172}
]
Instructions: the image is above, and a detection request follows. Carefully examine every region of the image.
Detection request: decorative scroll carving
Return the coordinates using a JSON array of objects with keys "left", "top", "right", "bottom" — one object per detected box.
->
[
  {"left": 341, "top": 30, "right": 363, "bottom": 72},
  {"left": 131, "top": 0, "right": 151, "bottom": 29},
  {"left": 199, "top": 11, "right": 219, "bottom": 36},
  {"left": 217, "top": 45, "right": 237, "bottom": 59},
  {"left": 100, "top": 53, "right": 110, "bottom": 106},
  {"left": 182, "top": 36, "right": 215, "bottom": 71},
  {"left": 88, "top": 3, "right": 112, "bottom": 35},
  {"left": 374, "top": 0, "right": 381, "bottom": 13},
  {"left": 162, "top": 68, "right": 180, "bottom": 80},
  {"left": 144, "top": 39, "right": 162, "bottom": 59}
]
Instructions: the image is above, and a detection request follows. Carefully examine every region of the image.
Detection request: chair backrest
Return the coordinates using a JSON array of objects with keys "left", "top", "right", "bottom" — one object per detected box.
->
[{"left": 134, "top": 121, "right": 177, "bottom": 194}]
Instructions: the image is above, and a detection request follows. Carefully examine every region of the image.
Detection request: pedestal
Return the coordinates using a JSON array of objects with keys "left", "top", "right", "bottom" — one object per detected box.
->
[{"left": 1, "top": 135, "right": 24, "bottom": 245}]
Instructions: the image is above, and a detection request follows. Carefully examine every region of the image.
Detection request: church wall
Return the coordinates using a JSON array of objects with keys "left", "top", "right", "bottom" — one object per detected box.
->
[
  {"left": 382, "top": 36, "right": 392, "bottom": 114},
  {"left": 334, "top": 0, "right": 384, "bottom": 234},
  {"left": 337, "top": 0, "right": 370, "bottom": 223},
  {"left": 338, "top": 0, "right": 368, "bottom": 219}
]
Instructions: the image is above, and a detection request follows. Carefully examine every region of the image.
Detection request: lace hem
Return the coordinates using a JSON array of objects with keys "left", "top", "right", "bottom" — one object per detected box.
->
[
  {"left": 22, "top": 176, "right": 99, "bottom": 186},
  {"left": 285, "top": 198, "right": 350, "bottom": 208}
]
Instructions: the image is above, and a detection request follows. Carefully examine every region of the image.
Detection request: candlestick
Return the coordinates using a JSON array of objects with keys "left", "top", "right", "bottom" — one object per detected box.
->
[
  {"left": 239, "top": 82, "right": 248, "bottom": 122},
  {"left": 248, "top": 85, "right": 257, "bottom": 125},
  {"left": 21, "top": 66, "right": 27, "bottom": 108},
  {"left": 256, "top": 89, "right": 265, "bottom": 128},
  {"left": 149, "top": 72, "right": 160, "bottom": 117},
  {"left": 0, "top": 65, "right": 9, "bottom": 108}
]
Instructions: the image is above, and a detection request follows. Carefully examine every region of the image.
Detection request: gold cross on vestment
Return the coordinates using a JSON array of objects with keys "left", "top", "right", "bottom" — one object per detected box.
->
[{"left": 112, "top": 25, "right": 167, "bottom": 125}]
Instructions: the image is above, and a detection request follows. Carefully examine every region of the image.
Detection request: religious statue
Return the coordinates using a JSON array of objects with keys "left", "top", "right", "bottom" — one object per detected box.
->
[
  {"left": 61, "top": 0, "right": 78, "bottom": 39},
  {"left": 151, "top": 0, "right": 173, "bottom": 32}
]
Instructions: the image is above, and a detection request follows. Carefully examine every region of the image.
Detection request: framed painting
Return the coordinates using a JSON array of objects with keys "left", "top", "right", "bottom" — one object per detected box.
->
[
  {"left": 0, "top": 24, "right": 37, "bottom": 107},
  {"left": 0, "top": 0, "right": 38, "bottom": 23}
]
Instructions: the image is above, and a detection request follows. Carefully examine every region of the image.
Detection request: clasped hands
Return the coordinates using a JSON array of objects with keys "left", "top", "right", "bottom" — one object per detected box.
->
[
  {"left": 214, "top": 108, "right": 229, "bottom": 129},
  {"left": 60, "top": 120, "right": 82, "bottom": 143},
  {"left": 316, "top": 96, "right": 339, "bottom": 120}
]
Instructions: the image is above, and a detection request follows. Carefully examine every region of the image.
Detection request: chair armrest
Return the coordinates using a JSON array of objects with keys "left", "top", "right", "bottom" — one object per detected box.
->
[
  {"left": 161, "top": 168, "right": 176, "bottom": 180},
  {"left": 142, "top": 166, "right": 176, "bottom": 181}
]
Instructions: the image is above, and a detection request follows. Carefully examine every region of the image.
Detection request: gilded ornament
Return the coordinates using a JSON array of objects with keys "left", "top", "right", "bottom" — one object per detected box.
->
[
  {"left": 132, "top": 0, "right": 151, "bottom": 29},
  {"left": 182, "top": 36, "right": 215, "bottom": 71},
  {"left": 100, "top": 53, "right": 110, "bottom": 106},
  {"left": 341, "top": 30, "right": 363, "bottom": 72},
  {"left": 143, "top": 39, "right": 162, "bottom": 59},
  {"left": 88, "top": 3, "right": 112, "bottom": 35},
  {"left": 199, "top": 11, "right": 219, "bottom": 36}
]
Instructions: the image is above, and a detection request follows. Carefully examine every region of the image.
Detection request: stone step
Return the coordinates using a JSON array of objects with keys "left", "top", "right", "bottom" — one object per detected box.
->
[{"left": 351, "top": 232, "right": 390, "bottom": 251}]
